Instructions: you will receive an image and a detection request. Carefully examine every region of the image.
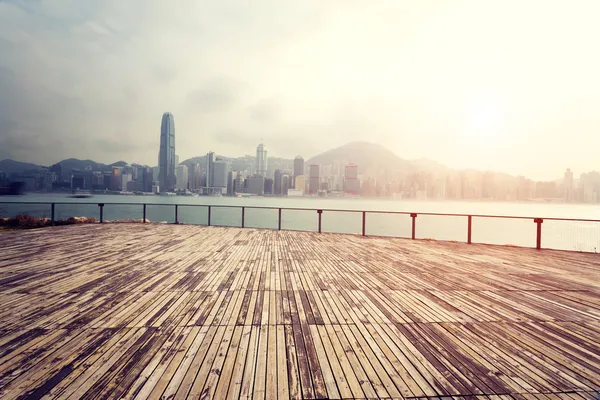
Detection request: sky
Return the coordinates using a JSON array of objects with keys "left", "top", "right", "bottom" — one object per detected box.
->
[{"left": 0, "top": 0, "right": 599, "bottom": 180}]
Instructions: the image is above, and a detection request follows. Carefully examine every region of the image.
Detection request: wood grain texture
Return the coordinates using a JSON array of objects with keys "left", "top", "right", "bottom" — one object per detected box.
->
[{"left": 0, "top": 223, "right": 599, "bottom": 399}]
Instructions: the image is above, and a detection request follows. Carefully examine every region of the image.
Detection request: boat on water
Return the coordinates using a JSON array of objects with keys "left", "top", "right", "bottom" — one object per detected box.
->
[{"left": 69, "top": 190, "right": 93, "bottom": 199}]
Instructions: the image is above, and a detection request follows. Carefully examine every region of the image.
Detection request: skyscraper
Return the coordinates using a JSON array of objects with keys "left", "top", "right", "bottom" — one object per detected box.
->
[
  {"left": 309, "top": 164, "right": 320, "bottom": 195},
  {"left": 234, "top": 171, "right": 244, "bottom": 193},
  {"left": 212, "top": 158, "right": 228, "bottom": 191},
  {"left": 293, "top": 156, "right": 304, "bottom": 188},
  {"left": 176, "top": 164, "right": 188, "bottom": 190},
  {"left": 206, "top": 152, "right": 215, "bottom": 187},
  {"left": 256, "top": 143, "right": 267, "bottom": 177},
  {"left": 190, "top": 163, "right": 201, "bottom": 190},
  {"left": 564, "top": 168, "right": 574, "bottom": 202},
  {"left": 344, "top": 164, "right": 360, "bottom": 194},
  {"left": 282, "top": 174, "right": 291, "bottom": 196},
  {"left": 227, "top": 171, "right": 234, "bottom": 196},
  {"left": 274, "top": 169, "right": 282, "bottom": 195},
  {"left": 158, "top": 112, "right": 176, "bottom": 192}
]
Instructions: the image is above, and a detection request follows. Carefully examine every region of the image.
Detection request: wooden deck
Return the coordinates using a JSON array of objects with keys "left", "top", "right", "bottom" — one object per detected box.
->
[{"left": 0, "top": 224, "right": 599, "bottom": 400}]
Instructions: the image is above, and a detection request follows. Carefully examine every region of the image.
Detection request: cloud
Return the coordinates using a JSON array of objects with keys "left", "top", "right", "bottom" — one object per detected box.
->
[
  {"left": 248, "top": 97, "right": 281, "bottom": 123},
  {"left": 0, "top": 0, "right": 600, "bottom": 180},
  {"left": 186, "top": 77, "right": 241, "bottom": 114}
]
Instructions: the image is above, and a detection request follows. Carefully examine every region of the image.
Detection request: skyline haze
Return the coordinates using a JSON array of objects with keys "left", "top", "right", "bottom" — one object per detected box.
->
[{"left": 1, "top": 1, "right": 599, "bottom": 180}]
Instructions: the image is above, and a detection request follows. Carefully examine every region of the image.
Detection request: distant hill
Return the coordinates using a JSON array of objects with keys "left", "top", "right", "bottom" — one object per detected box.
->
[
  {"left": 51, "top": 159, "right": 131, "bottom": 172},
  {"left": 306, "top": 141, "right": 416, "bottom": 175},
  {"left": 52, "top": 158, "right": 108, "bottom": 172},
  {"left": 183, "top": 141, "right": 452, "bottom": 177},
  {"left": 0, "top": 159, "right": 45, "bottom": 175}
]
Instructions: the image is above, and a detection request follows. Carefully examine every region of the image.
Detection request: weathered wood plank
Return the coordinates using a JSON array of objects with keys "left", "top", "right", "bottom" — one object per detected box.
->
[{"left": 0, "top": 224, "right": 598, "bottom": 399}]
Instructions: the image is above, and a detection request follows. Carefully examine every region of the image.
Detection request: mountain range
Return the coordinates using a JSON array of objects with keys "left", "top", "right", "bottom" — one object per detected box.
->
[{"left": 0, "top": 141, "right": 554, "bottom": 182}]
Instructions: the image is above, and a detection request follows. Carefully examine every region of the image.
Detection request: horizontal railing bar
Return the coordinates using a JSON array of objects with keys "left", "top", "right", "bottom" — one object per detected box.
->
[{"left": 1, "top": 201, "right": 600, "bottom": 223}]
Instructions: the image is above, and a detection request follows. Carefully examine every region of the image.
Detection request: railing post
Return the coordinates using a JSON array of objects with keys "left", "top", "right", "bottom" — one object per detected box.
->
[
  {"left": 143, "top": 204, "right": 146, "bottom": 223},
  {"left": 208, "top": 206, "right": 211, "bottom": 226},
  {"left": 317, "top": 210, "right": 323, "bottom": 233},
  {"left": 534, "top": 218, "right": 543, "bottom": 249},
  {"left": 241, "top": 207, "right": 245, "bottom": 228},
  {"left": 411, "top": 213, "right": 417, "bottom": 240},
  {"left": 175, "top": 205, "right": 179, "bottom": 224},
  {"left": 51, "top": 203, "right": 55, "bottom": 226},
  {"left": 467, "top": 215, "right": 472, "bottom": 244},
  {"left": 98, "top": 203, "right": 104, "bottom": 223},
  {"left": 362, "top": 211, "right": 366, "bottom": 236},
  {"left": 278, "top": 208, "right": 282, "bottom": 231}
]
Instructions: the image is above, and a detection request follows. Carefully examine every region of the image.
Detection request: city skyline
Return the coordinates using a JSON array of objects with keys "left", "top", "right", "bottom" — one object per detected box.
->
[
  {"left": 0, "top": 137, "right": 595, "bottom": 187},
  {"left": 1, "top": 2, "right": 600, "bottom": 181},
  {"left": 2, "top": 133, "right": 598, "bottom": 203}
]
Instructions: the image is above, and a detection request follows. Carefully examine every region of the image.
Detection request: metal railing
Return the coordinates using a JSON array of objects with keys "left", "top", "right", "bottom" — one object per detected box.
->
[{"left": 2, "top": 201, "right": 600, "bottom": 252}]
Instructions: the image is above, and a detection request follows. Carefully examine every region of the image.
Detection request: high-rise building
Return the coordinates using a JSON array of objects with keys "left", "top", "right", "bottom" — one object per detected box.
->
[
  {"left": 281, "top": 174, "right": 290, "bottom": 196},
  {"left": 564, "top": 168, "right": 574, "bottom": 202},
  {"left": 176, "top": 164, "right": 188, "bottom": 190},
  {"left": 71, "top": 170, "right": 92, "bottom": 190},
  {"left": 189, "top": 163, "right": 201, "bottom": 190},
  {"left": 143, "top": 167, "right": 153, "bottom": 192},
  {"left": 295, "top": 175, "right": 306, "bottom": 194},
  {"left": 227, "top": 171, "right": 234, "bottom": 196},
  {"left": 308, "top": 165, "right": 320, "bottom": 195},
  {"left": 274, "top": 169, "right": 282, "bottom": 195},
  {"left": 111, "top": 167, "right": 123, "bottom": 191},
  {"left": 206, "top": 152, "right": 215, "bottom": 187},
  {"left": 121, "top": 171, "right": 132, "bottom": 192},
  {"left": 158, "top": 112, "right": 176, "bottom": 192},
  {"left": 247, "top": 176, "right": 265, "bottom": 195},
  {"left": 344, "top": 164, "right": 360, "bottom": 194},
  {"left": 212, "top": 159, "right": 228, "bottom": 190},
  {"left": 234, "top": 171, "right": 244, "bottom": 193},
  {"left": 293, "top": 156, "right": 304, "bottom": 188},
  {"left": 264, "top": 178, "right": 273, "bottom": 195},
  {"left": 256, "top": 143, "right": 267, "bottom": 177}
]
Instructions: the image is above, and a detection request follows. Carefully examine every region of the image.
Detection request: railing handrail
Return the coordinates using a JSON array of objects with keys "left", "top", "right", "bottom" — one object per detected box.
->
[{"left": 1, "top": 200, "right": 600, "bottom": 223}]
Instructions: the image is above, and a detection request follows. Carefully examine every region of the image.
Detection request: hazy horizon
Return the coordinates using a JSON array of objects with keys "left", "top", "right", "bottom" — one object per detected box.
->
[{"left": 1, "top": 1, "right": 599, "bottom": 180}]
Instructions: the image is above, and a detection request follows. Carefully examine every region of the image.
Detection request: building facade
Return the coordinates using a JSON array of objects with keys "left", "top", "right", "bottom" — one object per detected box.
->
[
  {"left": 205, "top": 152, "right": 215, "bottom": 188},
  {"left": 158, "top": 112, "right": 176, "bottom": 192},
  {"left": 256, "top": 143, "right": 267, "bottom": 177},
  {"left": 308, "top": 164, "right": 320, "bottom": 195},
  {"left": 274, "top": 169, "right": 282, "bottom": 195},
  {"left": 344, "top": 164, "right": 360, "bottom": 194},
  {"left": 212, "top": 159, "right": 228, "bottom": 192},
  {"left": 293, "top": 156, "right": 304, "bottom": 188},
  {"left": 247, "top": 176, "right": 265, "bottom": 195},
  {"left": 176, "top": 164, "right": 188, "bottom": 190}
]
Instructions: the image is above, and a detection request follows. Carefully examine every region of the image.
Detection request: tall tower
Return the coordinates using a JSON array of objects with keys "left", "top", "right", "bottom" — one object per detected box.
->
[
  {"left": 256, "top": 143, "right": 267, "bottom": 177},
  {"left": 293, "top": 156, "right": 304, "bottom": 188},
  {"left": 206, "top": 152, "right": 215, "bottom": 187},
  {"left": 564, "top": 168, "right": 574, "bottom": 202},
  {"left": 158, "top": 112, "right": 176, "bottom": 192}
]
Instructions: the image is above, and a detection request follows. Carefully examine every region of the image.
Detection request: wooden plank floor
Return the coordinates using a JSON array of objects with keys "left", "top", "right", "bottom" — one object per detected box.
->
[{"left": 0, "top": 224, "right": 599, "bottom": 400}]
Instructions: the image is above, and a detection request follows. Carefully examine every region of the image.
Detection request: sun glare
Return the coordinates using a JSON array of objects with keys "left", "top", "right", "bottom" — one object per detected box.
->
[{"left": 466, "top": 100, "right": 503, "bottom": 138}]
